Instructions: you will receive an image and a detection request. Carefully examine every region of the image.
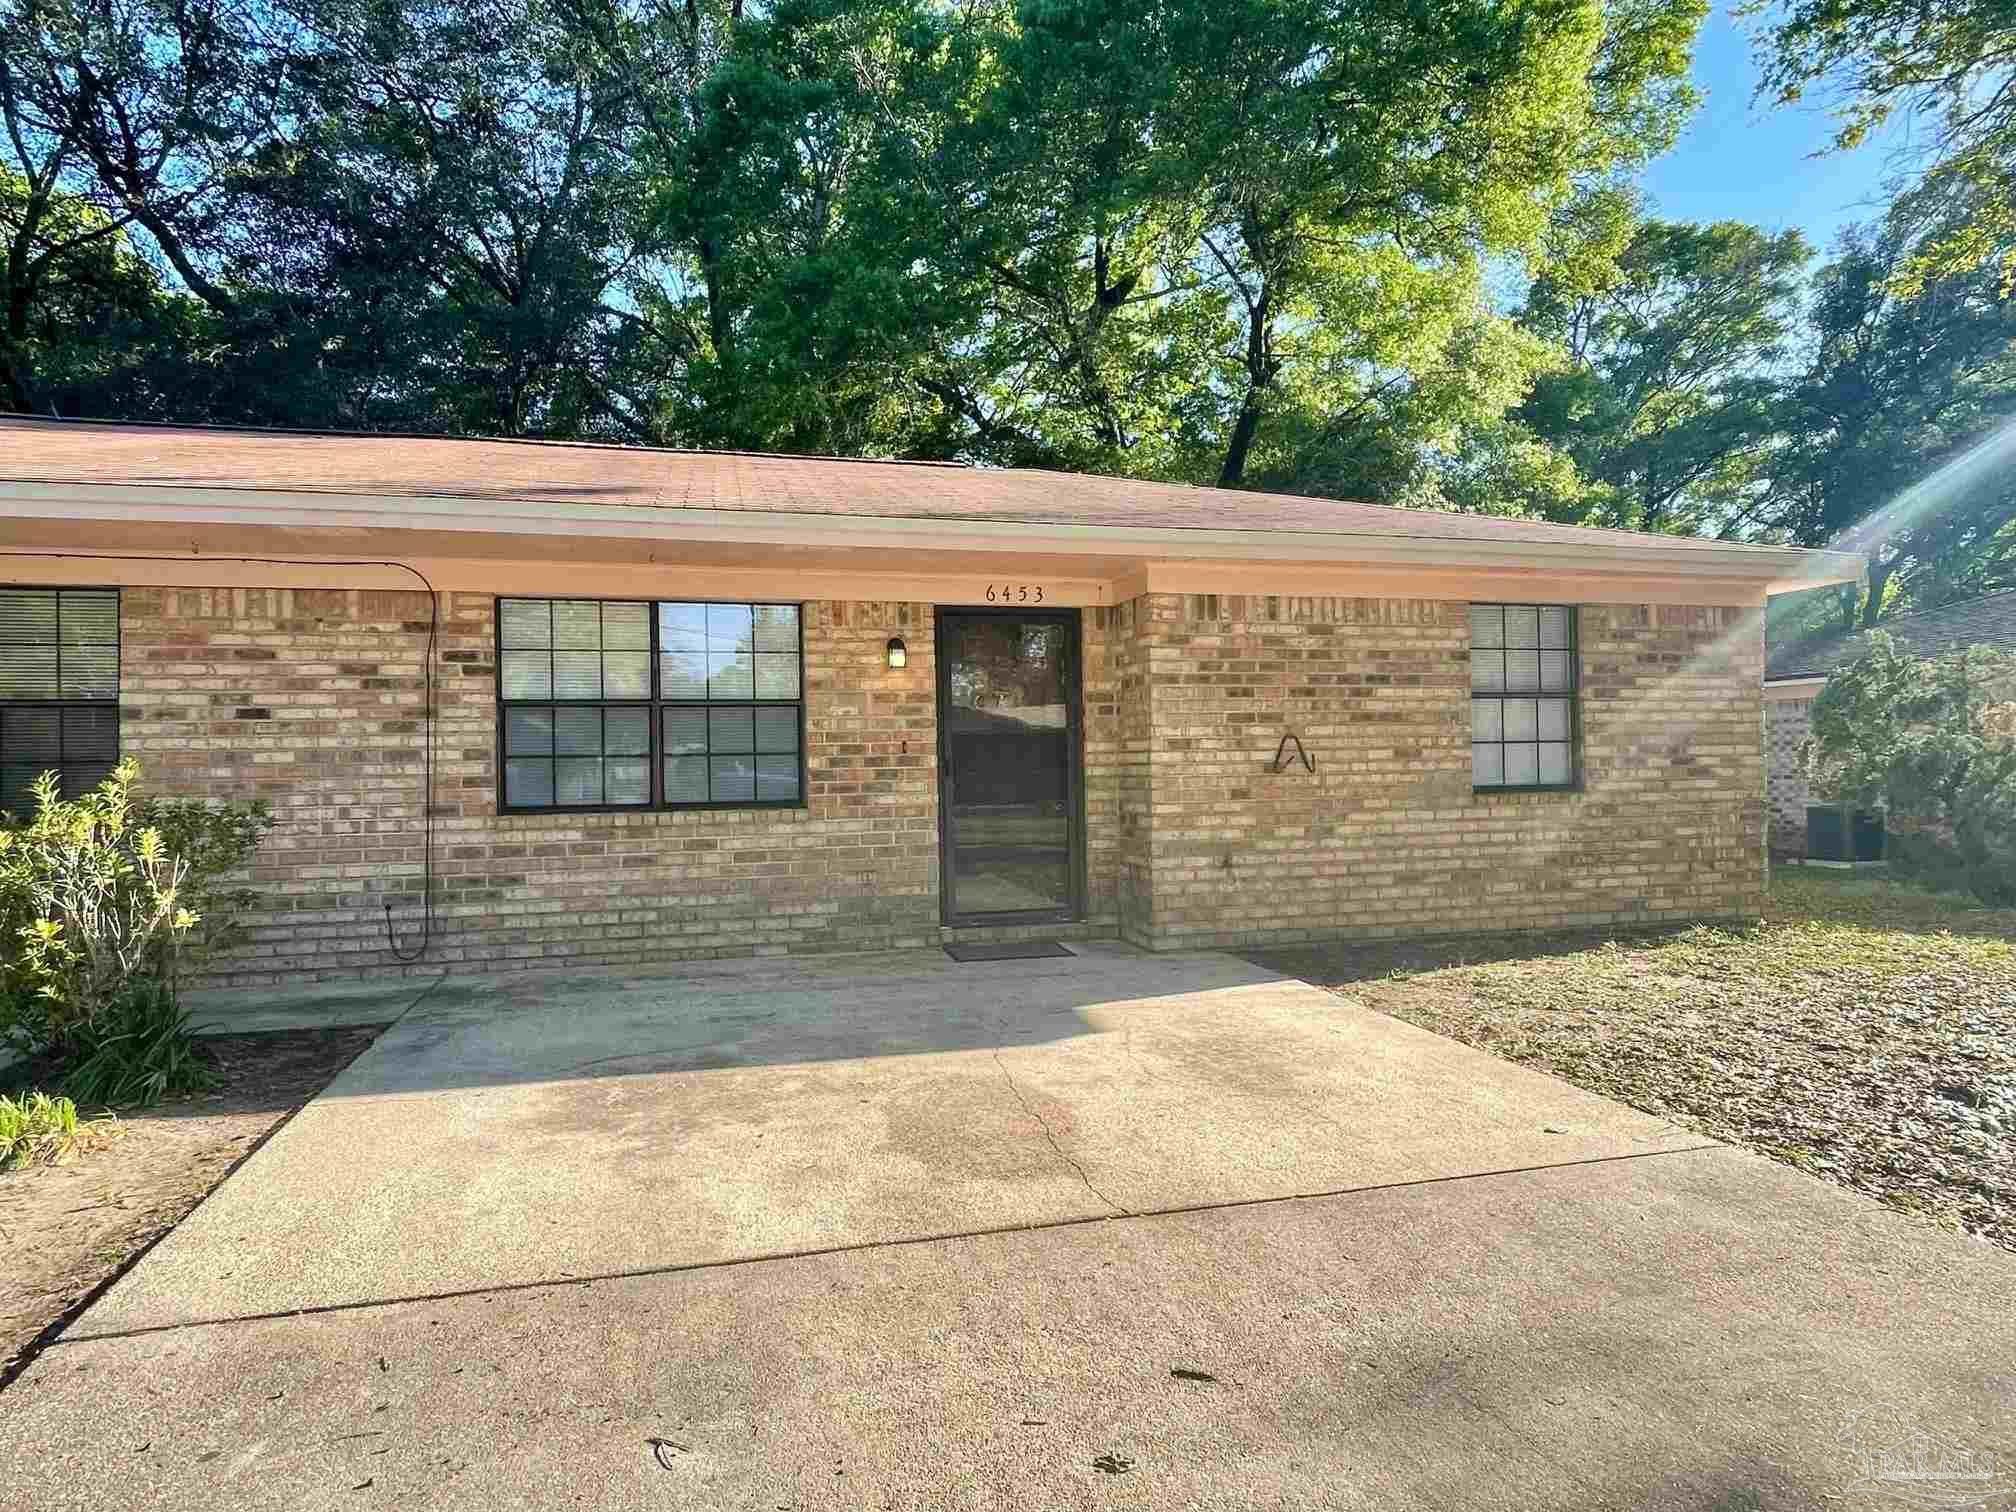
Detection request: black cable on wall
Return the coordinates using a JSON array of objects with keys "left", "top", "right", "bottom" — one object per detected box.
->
[{"left": 0, "top": 550, "right": 439, "bottom": 964}]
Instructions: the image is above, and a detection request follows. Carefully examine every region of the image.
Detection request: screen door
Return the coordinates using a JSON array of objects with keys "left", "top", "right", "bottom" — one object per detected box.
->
[{"left": 936, "top": 609, "right": 1082, "bottom": 923}]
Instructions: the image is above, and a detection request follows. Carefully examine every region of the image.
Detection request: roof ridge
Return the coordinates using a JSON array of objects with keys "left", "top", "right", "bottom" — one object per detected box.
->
[{"left": 0, "top": 413, "right": 975, "bottom": 471}]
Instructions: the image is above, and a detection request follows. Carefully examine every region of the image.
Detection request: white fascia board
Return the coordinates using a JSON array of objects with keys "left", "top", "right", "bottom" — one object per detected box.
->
[
  {"left": 1763, "top": 674, "right": 1830, "bottom": 690},
  {"left": 0, "top": 481, "right": 1866, "bottom": 584}
]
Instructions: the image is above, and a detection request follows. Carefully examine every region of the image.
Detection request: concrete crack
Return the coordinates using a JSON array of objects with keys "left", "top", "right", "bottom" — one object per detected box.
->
[
  {"left": 1118, "top": 1018, "right": 1166, "bottom": 1090},
  {"left": 990, "top": 1042, "right": 1131, "bottom": 1217}
]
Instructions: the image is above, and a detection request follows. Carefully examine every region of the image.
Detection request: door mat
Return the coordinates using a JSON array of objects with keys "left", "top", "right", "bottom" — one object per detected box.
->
[{"left": 944, "top": 940, "right": 1076, "bottom": 962}]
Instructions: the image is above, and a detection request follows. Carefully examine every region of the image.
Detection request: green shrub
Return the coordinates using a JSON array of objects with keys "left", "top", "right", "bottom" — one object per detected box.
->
[
  {"left": 61, "top": 978, "right": 215, "bottom": 1106},
  {"left": 0, "top": 761, "right": 271, "bottom": 1103},
  {"left": 127, "top": 790, "right": 276, "bottom": 969},
  {"left": 0, "top": 1090, "right": 91, "bottom": 1170},
  {"left": 1808, "top": 634, "right": 2016, "bottom": 905}
]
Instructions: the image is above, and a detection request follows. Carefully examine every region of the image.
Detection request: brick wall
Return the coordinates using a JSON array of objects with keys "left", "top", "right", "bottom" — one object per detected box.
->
[
  {"left": 1766, "top": 694, "right": 1817, "bottom": 854},
  {"left": 1110, "top": 593, "right": 1766, "bottom": 949},
  {"left": 1109, "top": 597, "right": 1157, "bottom": 938},
  {"left": 114, "top": 583, "right": 1766, "bottom": 983},
  {"left": 123, "top": 590, "right": 946, "bottom": 982},
  {"left": 120, "top": 588, "right": 1131, "bottom": 984}
]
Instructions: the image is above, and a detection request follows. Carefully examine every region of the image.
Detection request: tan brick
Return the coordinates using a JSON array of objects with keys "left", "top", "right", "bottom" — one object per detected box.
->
[{"left": 109, "top": 583, "right": 1764, "bottom": 984}]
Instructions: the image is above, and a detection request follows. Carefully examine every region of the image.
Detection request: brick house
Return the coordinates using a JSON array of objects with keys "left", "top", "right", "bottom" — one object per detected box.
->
[
  {"left": 1765, "top": 591, "right": 2016, "bottom": 853},
  {"left": 0, "top": 418, "right": 1858, "bottom": 985}
]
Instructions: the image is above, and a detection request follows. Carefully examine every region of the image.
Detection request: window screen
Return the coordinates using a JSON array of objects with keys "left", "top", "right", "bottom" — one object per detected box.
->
[
  {"left": 1470, "top": 604, "right": 1576, "bottom": 790},
  {"left": 496, "top": 598, "right": 803, "bottom": 812},
  {"left": 0, "top": 588, "right": 120, "bottom": 817}
]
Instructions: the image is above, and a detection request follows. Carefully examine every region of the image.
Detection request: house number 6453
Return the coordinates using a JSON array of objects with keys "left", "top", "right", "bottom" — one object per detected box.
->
[{"left": 984, "top": 584, "right": 1045, "bottom": 603}]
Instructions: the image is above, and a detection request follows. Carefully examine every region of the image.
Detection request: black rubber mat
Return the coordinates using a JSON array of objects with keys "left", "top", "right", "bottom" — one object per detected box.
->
[{"left": 943, "top": 940, "right": 1075, "bottom": 962}]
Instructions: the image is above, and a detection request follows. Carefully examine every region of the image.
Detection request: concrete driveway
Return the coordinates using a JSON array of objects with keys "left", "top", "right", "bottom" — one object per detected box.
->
[{"left": 6, "top": 943, "right": 2013, "bottom": 1510}]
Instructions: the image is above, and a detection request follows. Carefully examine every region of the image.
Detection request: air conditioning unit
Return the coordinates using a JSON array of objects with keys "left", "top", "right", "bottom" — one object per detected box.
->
[{"left": 1807, "top": 804, "right": 1885, "bottom": 863}]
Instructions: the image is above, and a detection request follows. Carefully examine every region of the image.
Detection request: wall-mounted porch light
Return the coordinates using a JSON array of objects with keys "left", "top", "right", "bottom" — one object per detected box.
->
[{"left": 886, "top": 636, "right": 908, "bottom": 669}]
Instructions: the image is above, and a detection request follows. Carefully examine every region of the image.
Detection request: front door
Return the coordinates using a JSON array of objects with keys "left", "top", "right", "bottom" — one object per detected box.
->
[{"left": 936, "top": 608, "right": 1083, "bottom": 924}]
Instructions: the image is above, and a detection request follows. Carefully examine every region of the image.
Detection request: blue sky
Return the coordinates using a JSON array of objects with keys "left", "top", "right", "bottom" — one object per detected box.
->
[{"left": 1639, "top": 6, "right": 1908, "bottom": 255}]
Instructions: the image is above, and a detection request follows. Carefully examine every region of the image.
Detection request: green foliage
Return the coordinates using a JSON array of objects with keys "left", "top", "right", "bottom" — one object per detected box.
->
[
  {"left": 1753, "top": 0, "right": 2016, "bottom": 290},
  {"left": 0, "top": 168, "right": 207, "bottom": 417},
  {"left": 59, "top": 979, "right": 215, "bottom": 1107},
  {"left": 1398, "top": 417, "right": 1614, "bottom": 523},
  {"left": 1515, "top": 218, "right": 1812, "bottom": 534},
  {"left": 0, "top": 1089, "right": 94, "bottom": 1169},
  {"left": 1807, "top": 634, "right": 2016, "bottom": 904},
  {"left": 895, "top": 0, "right": 1705, "bottom": 492},
  {"left": 0, "top": 763, "right": 271, "bottom": 1087},
  {"left": 0, "top": 764, "right": 195, "bottom": 1053},
  {"left": 0, "top": 0, "right": 1705, "bottom": 475},
  {"left": 130, "top": 793, "right": 278, "bottom": 971},
  {"left": 1762, "top": 176, "right": 2016, "bottom": 625}
]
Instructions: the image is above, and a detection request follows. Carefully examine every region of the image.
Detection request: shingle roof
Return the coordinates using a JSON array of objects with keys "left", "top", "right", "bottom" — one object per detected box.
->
[
  {"left": 0, "top": 415, "right": 1823, "bottom": 560},
  {"left": 1766, "top": 591, "right": 2016, "bottom": 681}
]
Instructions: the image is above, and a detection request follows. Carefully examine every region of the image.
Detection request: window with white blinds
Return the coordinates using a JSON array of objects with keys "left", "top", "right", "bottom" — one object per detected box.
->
[
  {"left": 1470, "top": 603, "right": 1577, "bottom": 790},
  {"left": 496, "top": 597, "right": 804, "bottom": 812},
  {"left": 0, "top": 588, "right": 120, "bottom": 817}
]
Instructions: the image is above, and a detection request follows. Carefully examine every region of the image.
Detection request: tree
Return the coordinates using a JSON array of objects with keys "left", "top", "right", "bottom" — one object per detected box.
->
[
  {"left": 1755, "top": 0, "right": 2016, "bottom": 290},
  {"left": 234, "top": 0, "right": 661, "bottom": 436},
  {"left": 885, "top": 0, "right": 1706, "bottom": 490},
  {"left": 1514, "top": 217, "right": 1811, "bottom": 534},
  {"left": 1, "top": 0, "right": 1709, "bottom": 477},
  {"left": 1808, "top": 634, "right": 2016, "bottom": 903},
  {"left": 0, "top": 0, "right": 268, "bottom": 414},
  {"left": 1, "top": 0, "right": 701, "bottom": 436},
  {"left": 1402, "top": 414, "right": 1617, "bottom": 522},
  {"left": 528, "top": 0, "right": 957, "bottom": 452},
  {"left": 1762, "top": 177, "right": 2016, "bottom": 625},
  {"left": 0, "top": 0, "right": 291, "bottom": 321},
  {"left": 0, "top": 168, "right": 203, "bottom": 415}
]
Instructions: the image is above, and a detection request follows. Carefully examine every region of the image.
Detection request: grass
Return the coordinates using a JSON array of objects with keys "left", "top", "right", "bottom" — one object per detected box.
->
[
  {"left": 1252, "top": 868, "right": 2016, "bottom": 1250},
  {"left": 0, "top": 1091, "right": 114, "bottom": 1171}
]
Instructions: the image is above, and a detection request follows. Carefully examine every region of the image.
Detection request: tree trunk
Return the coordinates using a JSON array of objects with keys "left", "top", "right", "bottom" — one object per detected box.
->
[
  {"left": 0, "top": 343, "right": 35, "bottom": 413},
  {"left": 2, "top": 287, "right": 35, "bottom": 412},
  {"left": 3, "top": 205, "right": 41, "bottom": 411},
  {"left": 1217, "top": 277, "right": 1274, "bottom": 489},
  {"left": 1859, "top": 561, "right": 1895, "bottom": 629},
  {"left": 1218, "top": 399, "right": 1263, "bottom": 488},
  {"left": 700, "top": 237, "right": 733, "bottom": 363}
]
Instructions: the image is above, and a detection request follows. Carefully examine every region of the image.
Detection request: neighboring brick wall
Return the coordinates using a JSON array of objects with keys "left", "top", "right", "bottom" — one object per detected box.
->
[
  {"left": 1766, "top": 695, "right": 1816, "bottom": 854},
  {"left": 1111, "top": 593, "right": 1766, "bottom": 950}
]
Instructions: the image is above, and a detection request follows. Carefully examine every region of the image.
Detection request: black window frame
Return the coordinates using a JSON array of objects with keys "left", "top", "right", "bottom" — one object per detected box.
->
[
  {"left": 0, "top": 585, "right": 122, "bottom": 819},
  {"left": 493, "top": 595, "right": 807, "bottom": 816},
  {"left": 1469, "top": 602, "right": 1580, "bottom": 794}
]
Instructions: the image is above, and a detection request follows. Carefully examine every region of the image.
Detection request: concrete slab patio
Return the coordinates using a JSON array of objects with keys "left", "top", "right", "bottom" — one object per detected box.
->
[
  {"left": 5, "top": 944, "right": 2013, "bottom": 1510},
  {"left": 82, "top": 943, "right": 1697, "bottom": 1330}
]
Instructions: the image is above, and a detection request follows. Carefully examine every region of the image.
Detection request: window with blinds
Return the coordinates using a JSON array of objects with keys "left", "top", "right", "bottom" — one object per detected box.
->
[
  {"left": 1470, "top": 603, "right": 1577, "bottom": 791},
  {"left": 0, "top": 588, "right": 121, "bottom": 817},
  {"left": 496, "top": 597, "right": 804, "bottom": 812}
]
